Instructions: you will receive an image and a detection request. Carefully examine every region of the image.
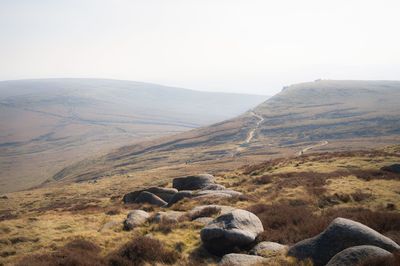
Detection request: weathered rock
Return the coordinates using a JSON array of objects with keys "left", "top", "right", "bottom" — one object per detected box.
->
[
  {"left": 172, "top": 174, "right": 215, "bottom": 190},
  {"left": 326, "top": 245, "right": 394, "bottom": 266},
  {"left": 134, "top": 191, "right": 167, "bottom": 207},
  {"left": 201, "top": 209, "right": 264, "bottom": 255},
  {"left": 381, "top": 163, "right": 400, "bottom": 173},
  {"left": 288, "top": 217, "right": 400, "bottom": 266},
  {"left": 123, "top": 210, "right": 150, "bottom": 230},
  {"left": 250, "top": 241, "right": 288, "bottom": 257},
  {"left": 123, "top": 187, "right": 177, "bottom": 203},
  {"left": 219, "top": 253, "right": 268, "bottom": 266},
  {"left": 167, "top": 190, "right": 193, "bottom": 206},
  {"left": 152, "top": 211, "right": 186, "bottom": 223}
]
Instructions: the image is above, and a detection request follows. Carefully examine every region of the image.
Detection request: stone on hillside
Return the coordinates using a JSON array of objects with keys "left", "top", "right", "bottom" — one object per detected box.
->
[
  {"left": 288, "top": 217, "right": 400, "bottom": 266},
  {"left": 167, "top": 190, "right": 193, "bottom": 206},
  {"left": 219, "top": 253, "right": 268, "bottom": 266},
  {"left": 134, "top": 191, "right": 167, "bottom": 207},
  {"left": 172, "top": 174, "right": 215, "bottom": 190},
  {"left": 381, "top": 163, "right": 400, "bottom": 173},
  {"left": 326, "top": 245, "right": 394, "bottom": 266},
  {"left": 152, "top": 211, "right": 186, "bottom": 223},
  {"left": 250, "top": 241, "right": 288, "bottom": 257},
  {"left": 123, "top": 210, "right": 150, "bottom": 230},
  {"left": 201, "top": 209, "right": 264, "bottom": 255},
  {"left": 123, "top": 187, "right": 177, "bottom": 203}
]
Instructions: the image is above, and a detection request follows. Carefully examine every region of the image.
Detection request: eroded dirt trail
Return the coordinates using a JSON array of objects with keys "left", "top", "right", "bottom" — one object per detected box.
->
[
  {"left": 297, "top": 140, "right": 329, "bottom": 156},
  {"left": 245, "top": 112, "right": 264, "bottom": 143},
  {"left": 230, "top": 111, "right": 264, "bottom": 157}
]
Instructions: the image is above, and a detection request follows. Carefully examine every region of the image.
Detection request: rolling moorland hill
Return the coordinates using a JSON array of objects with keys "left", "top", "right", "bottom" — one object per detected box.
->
[
  {"left": 0, "top": 79, "right": 266, "bottom": 193},
  {"left": 52, "top": 80, "right": 400, "bottom": 185}
]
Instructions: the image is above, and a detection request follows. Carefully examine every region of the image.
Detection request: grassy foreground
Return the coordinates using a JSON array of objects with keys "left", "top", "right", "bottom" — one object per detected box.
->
[{"left": 0, "top": 145, "right": 399, "bottom": 265}]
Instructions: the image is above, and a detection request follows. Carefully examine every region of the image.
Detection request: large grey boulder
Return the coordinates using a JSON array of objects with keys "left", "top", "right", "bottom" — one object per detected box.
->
[
  {"left": 201, "top": 209, "right": 264, "bottom": 255},
  {"left": 288, "top": 217, "right": 400, "bottom": 266},
  {"left": 326, "top": 245, "right": 394, "bottom": 266},
  {"left": 250, "top": 241, "right": 288, "bottom": 257},
  {"left": 134, "top": 191, "right": 167, "bottom": 207},
  {"left": 172, "top": 174, "right": 215, "bottom": 190},
  {"left": 123, "top": 187, "right": 177, "bottom": 203},
  {"left": 167, "top": 190, "right": 193, "bottom": 206},
  {"left": 123, "top": 210, "right": 150, "bottom": 230},
  {"left": 219, "top": 253, "right": 268, "bottom": 266}
]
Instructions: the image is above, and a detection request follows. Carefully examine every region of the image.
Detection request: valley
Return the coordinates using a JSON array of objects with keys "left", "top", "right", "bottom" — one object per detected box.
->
[
  {"left": 0, "top": 79, "right": 266, "bottom": 193},
  {"left": 50, "top": 80, "right": 400, "bottom": 185}
]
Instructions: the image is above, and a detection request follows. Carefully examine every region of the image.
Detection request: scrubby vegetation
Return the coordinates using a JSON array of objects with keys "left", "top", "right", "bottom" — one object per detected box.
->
[
  {"left": 107, "top": 236, "right": 180, "bottom": 265},
  {"left": 16, "top": 239, "right": 105, "bottom": 266},
  {"left": 1, "top": 147, "right": 400, "bottom": 265}
]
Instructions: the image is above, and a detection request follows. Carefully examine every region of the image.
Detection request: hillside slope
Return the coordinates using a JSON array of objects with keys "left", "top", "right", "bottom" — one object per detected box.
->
[
  {"left": 0, "top": 79, "right": 266, "bottom": 192},
  {"left": 52, "top": 80, "right": 400, "bottom": 184}
]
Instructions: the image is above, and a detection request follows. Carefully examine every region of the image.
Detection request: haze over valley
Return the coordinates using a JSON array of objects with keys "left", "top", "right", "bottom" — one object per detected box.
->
[{"left": 0, "top": 78, "right": 266, "bottom": 192}]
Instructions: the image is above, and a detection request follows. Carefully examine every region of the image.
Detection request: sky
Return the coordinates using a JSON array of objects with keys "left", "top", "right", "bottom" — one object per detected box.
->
[{"left": 0, "top": 0, "right": 399, "bottom": 95}]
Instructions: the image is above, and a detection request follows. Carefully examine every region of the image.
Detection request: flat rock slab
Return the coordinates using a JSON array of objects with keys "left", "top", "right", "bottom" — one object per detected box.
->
[
  {"left": 219, "top": 253, "right": 268, "bottom": 266},
  {"left": 326, "top": 245, "right": 394, "bottom": 266},
  {"left": 288, "top": 217, "right": 400, "bottom": 266},
  {"left": 201, "top": 209, "right": 264, "bottom": 255},
  {"left": 250, "top": 241, "right": 288, "bottom": 257},
  {"left": 152, "top": 211, "right": 186, "bottom": 223}
]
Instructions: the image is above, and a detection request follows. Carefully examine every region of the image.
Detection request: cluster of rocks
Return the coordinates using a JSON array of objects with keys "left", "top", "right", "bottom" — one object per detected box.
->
[
  {"left": 120, "top": 173, "right": 400, "bottom": 266},
  {"left": 288, "top": 217, "right": 400, "bottom": 266},
  {"left": 122, "top": 174, "right": 242, "bottom": 207},
  {"left": 202, "top": 216, "right": 400, "bottom": 266}
]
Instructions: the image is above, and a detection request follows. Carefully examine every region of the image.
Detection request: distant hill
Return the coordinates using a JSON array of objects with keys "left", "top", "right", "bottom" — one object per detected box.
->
[
  {"left": 52, "top": 80, "right": 400, "bottom": 184},
  {"left": 0, "top": 78, "right": 266, "bottom": 192}
]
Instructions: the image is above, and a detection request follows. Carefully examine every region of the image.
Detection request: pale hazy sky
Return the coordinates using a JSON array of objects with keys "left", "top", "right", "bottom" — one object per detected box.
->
[{"left": 0, "top": 0, "right": 399, "bottom": 95}]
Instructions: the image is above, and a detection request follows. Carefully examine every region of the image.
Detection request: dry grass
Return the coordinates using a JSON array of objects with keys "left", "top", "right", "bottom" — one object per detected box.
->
[{"left": 1, "top": 146, "right": 400, "bottom": 265}]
